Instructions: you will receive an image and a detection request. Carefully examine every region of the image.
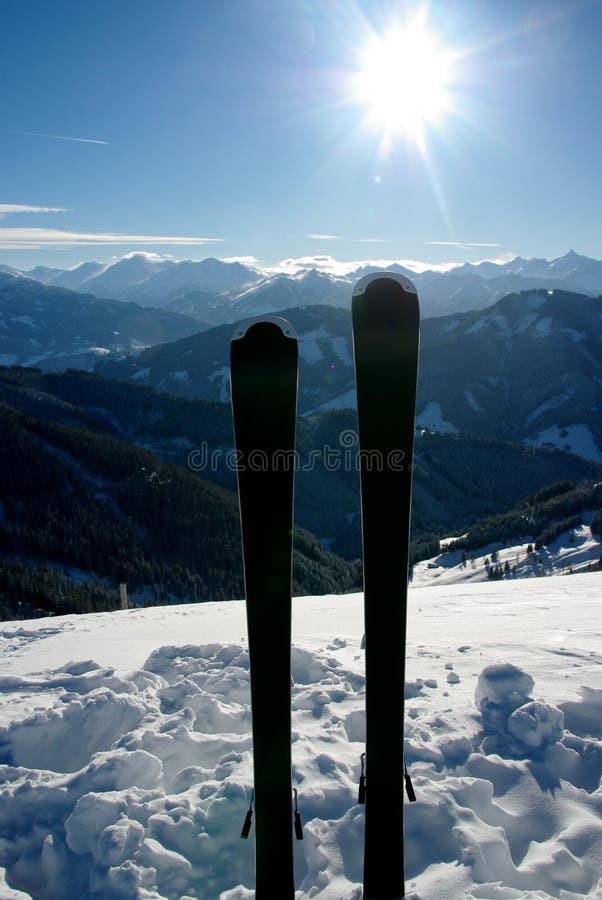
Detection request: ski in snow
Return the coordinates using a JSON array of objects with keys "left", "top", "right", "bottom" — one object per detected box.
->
[
  {"left": 352, "top": 273, "right": 420, "bottom": 899},
  {"left": 230, "top": 316, "right": 299, "bottom": 898}
]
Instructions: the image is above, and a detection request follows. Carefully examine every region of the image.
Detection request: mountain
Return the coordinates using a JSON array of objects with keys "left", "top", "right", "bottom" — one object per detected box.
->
[
  {"left": 124, "top": 257, "right": 263, "bottom": 305},
  {"left": 25, "top": 265, "right": 64, "bottom": 283},
  {"left": 9, "top": 250, "right": 602, "bottom": 321},
  {"left": 96, "top": 289, "right": 602, "bottom": 462},
  {"left": 417, "top": 289, "right": 602, "bottom": 461},
  {"left": 50, "top": 260, "right": 110, "bottom": 291},
  {"left": 0, "top": 273, "right": 203, "bottom": 370},
  {"left": 79, "top": 252, "right": 174, "bottom": 299},
  {"left": 96, "top": 304, "right": 354, "bottom": 410}
]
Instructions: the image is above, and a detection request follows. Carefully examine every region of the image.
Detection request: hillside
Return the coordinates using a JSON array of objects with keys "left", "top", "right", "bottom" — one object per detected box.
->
[
  {"left": 0, "top": 273, "right": 203, "bottom": 371},
  {"left": 414, "top": 479, "right": 602, "bottom": 585},
  {"left": 96, "top": 290, "right": 602, "bottom": 462},
  {"left": 0, "top": 367, "right": 597, "bottom": 569},
  {"left": 0, "top": 398, "right": 359, "bottom": 619}
]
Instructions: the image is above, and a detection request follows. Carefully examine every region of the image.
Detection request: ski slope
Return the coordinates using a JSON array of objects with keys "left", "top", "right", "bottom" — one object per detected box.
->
[{"left": 1, "top": 574, "right": 602, "bottom": 898}]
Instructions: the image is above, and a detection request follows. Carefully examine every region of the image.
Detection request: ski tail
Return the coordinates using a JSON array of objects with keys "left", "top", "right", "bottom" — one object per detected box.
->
[
  {"left": 230, "top": 315, "right": 299, "bottom": 899},
  {"left": 352, "top": 273, "right": 420, "bottom": 900}
]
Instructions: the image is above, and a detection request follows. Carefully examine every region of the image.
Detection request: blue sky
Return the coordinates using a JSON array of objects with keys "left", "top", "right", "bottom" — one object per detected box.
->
[{"left": 1, "top": 0, "right": 601, "bottom": 271}]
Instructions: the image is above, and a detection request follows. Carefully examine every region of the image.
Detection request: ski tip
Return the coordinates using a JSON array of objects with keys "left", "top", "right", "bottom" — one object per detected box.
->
[
  {"left": 352, "top": 271, "right": 417, "bottom": 298},
  {"left": 231, "top": 315, "right": 297, "bottom": 342}
]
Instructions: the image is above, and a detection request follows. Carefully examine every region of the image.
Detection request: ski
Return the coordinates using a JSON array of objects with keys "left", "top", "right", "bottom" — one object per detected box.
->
[
  {"left": 352, "top": 273, "right": 420, "bottom": 900},
  {"left": 230, "top": 315, "right": 299, "bottom": 899}
]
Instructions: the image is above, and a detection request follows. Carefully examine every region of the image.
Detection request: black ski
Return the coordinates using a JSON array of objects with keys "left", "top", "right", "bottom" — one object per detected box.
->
[
  {"left": 352, "top": 273, "right": 420, "bottom": 900},
  {"left": 230, "top": 316, "right": 298, "bottom": 899}
]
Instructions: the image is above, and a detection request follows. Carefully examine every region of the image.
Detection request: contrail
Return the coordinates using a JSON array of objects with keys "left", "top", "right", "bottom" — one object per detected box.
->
[{"left": 2, "top": 129, "right": 108, "bottom": 145}]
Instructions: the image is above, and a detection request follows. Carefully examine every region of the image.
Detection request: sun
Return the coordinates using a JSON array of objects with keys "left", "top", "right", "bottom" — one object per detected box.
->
[{"left": 351, "top": 15, "right": 454, "bottom": 152}]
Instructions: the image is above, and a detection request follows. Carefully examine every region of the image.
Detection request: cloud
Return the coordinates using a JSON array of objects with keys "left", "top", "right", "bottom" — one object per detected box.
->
[
  {"left": 353, "top": 237, "right": 384, "bottom": 243},
  {"left": 0, "top": 228, "right": 223, "bottom": 250},
  {"left": 305, "top": 233, "right": 344, "bottom": 240},
  {"left": 264, "top": 255, "right": 468, "bottom": 277},
  {"left": 425, "top": 241, "right": 503, "bottom": 248},
  {"left": 2, "top": 130, "right": 108, "bottom": 145},
  {"left": 220, "top": 255, "right": 261, "bottom": 268},
  {"left": 0, "top": 204, "right": 70, "bottom": 216}
]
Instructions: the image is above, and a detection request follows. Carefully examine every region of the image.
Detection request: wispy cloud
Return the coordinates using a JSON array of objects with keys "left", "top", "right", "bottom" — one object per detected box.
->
[
  {"left": 0, "top": 204, "right": 70, "bottom": 217},
  {"left": 2, "top": 129, "right": 108, "bottom": 145},
  {"left": 425, "top": 241, "right": 503, "bottom": 248},
  {"left": 305, "top": 234, "right": 384, "bottom": 244},
  {"left": 0, "top": 228, "right": 223, "bottom": 250}
]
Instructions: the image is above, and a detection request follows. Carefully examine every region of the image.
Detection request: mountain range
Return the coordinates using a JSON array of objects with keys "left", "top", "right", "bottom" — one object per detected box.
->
[
  {"left": 7, "top": 248, "right": 602, "bottom": 320},
  {"left": 96, "top": 289, "right": 602, "bottom": 463}
]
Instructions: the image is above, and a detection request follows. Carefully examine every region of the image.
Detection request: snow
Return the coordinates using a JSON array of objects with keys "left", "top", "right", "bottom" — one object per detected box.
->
[
  {"left": 525, "top": 392, "right": 574, "bottom": 426},
  {"left": 416, "top": 401, "right": 457, "bottom": 433},
  {"left": 298, "top": 328, "right": 327, "bottom": 363},
  {"left": 130, "top": 367, "right": 152, "bottom": 382},
  {"left": 464, "top": 389, "right": 484, "bottom": 413},
  {"left": 535, "top": 316, "right": 553, "bottom": 336},
  {"left": 1, "top": 575, "right": 602, "bottom": 897},
  {"left": 413, "top": 522, "right": 602, "bottom": 586},
  {"left": 312, "top": 388, "right": 357, "bottom": 412},
  {"left": 465, "top": 314, "right": 510, "bottom": 337},
  {"left": 330, "top": 335, "right": 353, "bottom": 366},
  {"left": 528, "top": 424, "right": 602, "bottom": 464},
  {"left": 208, "top": 366, "right": 231, "bottom": 402}
]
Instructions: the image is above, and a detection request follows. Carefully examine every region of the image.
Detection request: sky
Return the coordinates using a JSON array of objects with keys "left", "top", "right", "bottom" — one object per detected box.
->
[{"left": 1, "top": 0, "right": 601, "bottom": 272}]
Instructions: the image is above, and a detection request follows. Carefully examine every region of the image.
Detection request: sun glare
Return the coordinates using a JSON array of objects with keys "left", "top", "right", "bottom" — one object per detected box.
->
[{"left": 352, "top": 15, "right": 454, "bottom": 152}]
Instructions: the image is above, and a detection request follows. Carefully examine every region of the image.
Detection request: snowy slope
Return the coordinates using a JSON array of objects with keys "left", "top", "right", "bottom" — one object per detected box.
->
[
  {"left": 2, "top": 575, "right": 602, "bottom": 898},
  {"left": 414, "top": 520, "right": 602, "bottom": 587}
]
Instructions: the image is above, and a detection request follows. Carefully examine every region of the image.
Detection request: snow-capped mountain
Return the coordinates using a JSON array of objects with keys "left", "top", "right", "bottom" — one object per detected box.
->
[
  {"left": 49, "top": 260, "right": 110, "bottom": 291},
  {"left": 0, "top": 272, "right": 202, "bottom": 370},
  {"left": 78, "top": 252, "right": 174, "bottom": 299},
  {"left": 9, "top": 249, "right": 602, "bottom": 321},
  {"left": 417, "top": 289, "right": 602, "bottom": 461},
  {"left": 96, "top": 289, "right": 602, "bottom": 462},
  {"left": 123, "top": 257, "right": 263, "bottom": 305},
  {"left": 96, "top": 304, "right": 354, "bottom": 410}
]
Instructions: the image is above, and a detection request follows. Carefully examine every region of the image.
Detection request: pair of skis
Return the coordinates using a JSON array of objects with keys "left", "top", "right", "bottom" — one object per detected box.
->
[{"left": 230, "top": 273, "right": 420, "bottom": 899}]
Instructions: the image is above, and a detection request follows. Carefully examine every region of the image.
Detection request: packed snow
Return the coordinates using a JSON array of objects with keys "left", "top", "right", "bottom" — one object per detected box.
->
[{"left": 1, "top": 574, "right": 602, "bottom": 898}]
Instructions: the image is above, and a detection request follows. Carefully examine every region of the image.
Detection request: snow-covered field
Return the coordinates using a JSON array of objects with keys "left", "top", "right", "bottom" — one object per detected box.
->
[
  {"left": 1, "top": 574, "right": 602, "bottom": 898},
  {"left": 413, "top": 522, "right": 602, "bottom": 587}
]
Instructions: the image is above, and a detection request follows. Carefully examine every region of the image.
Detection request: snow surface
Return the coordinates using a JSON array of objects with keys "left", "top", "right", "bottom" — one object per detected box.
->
[
  {"left": 413, "top": 522, "right": 602, "bottom": 586},
  {"left": 416, "top": 401, "right": 458, "bottom": 433},
  {"left": 2, "top": 575, "right": 602, "bottom": 898},
  {"left": 528, "top": 425, "right": 602, "bottom": 464}
]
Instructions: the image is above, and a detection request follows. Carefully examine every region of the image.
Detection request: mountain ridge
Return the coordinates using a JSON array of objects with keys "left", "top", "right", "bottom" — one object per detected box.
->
[{"left": 6, "top": 249, "right": 602, "bottom": 320}]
